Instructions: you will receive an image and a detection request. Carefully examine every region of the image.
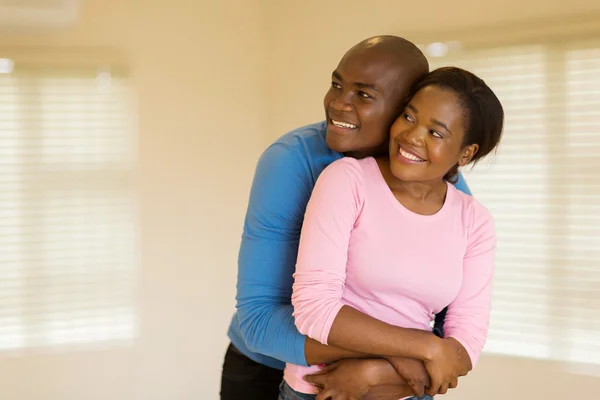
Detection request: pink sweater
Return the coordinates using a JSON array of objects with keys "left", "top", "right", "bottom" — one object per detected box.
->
[{"left": 284, "top": 157, "right": 496, "bottom": 394}]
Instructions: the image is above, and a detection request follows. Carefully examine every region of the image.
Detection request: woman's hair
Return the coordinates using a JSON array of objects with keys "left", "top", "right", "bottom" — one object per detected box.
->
[{"left": 406, "top": 66, "right": 505, "bottom": 182}]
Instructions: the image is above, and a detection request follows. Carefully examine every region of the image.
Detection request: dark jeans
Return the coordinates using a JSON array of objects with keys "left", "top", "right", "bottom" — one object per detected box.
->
[
  {"left": 220, "top": 342, "right": 283, "bottom": 400},
  {"left": 278, "top": 380, "right": 434, "bottom": 400},
  {"left": 278, "top": 381, "right": 317, "bottom": 400}
]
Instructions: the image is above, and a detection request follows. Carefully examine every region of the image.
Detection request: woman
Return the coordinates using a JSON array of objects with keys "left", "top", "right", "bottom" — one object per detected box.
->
[{"left": 280, "top": 66, "right": 504, "bottom": 400}]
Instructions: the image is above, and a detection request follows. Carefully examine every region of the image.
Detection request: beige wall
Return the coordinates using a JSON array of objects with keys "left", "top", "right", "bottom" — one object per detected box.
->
[
  {"left": 0, "top": 0, "right": 599, "bottom": 398},
  {"left": 0, "top": 1, "right": 266, "bottom": 399}
]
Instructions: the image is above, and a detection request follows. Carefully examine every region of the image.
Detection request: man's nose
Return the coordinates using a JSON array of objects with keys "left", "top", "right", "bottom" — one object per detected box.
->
[{"left": 330, "top": 92, "right": 353, "bottom": 113}]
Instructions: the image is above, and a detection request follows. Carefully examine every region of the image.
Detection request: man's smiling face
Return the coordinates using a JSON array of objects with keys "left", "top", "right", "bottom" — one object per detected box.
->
[{"left": 323, "top": 44, "right": 425, "bottom": 158}]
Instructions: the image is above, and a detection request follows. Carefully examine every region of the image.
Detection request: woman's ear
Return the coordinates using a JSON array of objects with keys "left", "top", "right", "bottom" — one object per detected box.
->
[{"left": 458, "top": 144, "right": 479, "bottom": 167}]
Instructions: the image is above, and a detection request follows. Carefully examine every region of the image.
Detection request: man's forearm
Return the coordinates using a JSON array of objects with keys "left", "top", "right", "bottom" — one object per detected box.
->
[
  {"left": 328, "top": 305, "right": 438, "bottom": 360},
  {"left": 363, "top": 358, "right": 408, "bottom": 386},
  {"left": 363, "top": 385, "right": 414, "bottom": 400}
]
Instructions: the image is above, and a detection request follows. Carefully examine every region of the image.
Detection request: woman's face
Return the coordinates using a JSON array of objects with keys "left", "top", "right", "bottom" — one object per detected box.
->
[{"left": 388, "top": 85, "right": 478, "bottom": 184}]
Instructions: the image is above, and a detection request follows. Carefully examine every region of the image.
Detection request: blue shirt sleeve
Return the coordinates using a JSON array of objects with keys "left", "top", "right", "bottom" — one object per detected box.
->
[
  {"left": 235, "top": 143, "right": 311, "bottom": 366},
  {"left": 453, "top": 171, "right": 471, "bottom": 196}
]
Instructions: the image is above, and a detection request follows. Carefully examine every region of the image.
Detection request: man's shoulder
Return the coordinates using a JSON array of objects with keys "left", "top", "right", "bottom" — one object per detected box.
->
[
  {"left": 270, "top": 121, "right": 331, "bottom": 156},
  {"left": 246, "top": 122, "right": 333, "bottom": 231},
  {"left": 257, "top": 121, "right": 341, "bottom": 180}
]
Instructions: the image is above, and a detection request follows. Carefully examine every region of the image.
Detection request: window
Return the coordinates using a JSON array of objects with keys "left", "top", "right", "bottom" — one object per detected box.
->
[
  {"left": 428, "top": 39, "right": 600, "bottom": 364},
  {"left": 0, "top": 62, "right": 137, "bottom": 351}
]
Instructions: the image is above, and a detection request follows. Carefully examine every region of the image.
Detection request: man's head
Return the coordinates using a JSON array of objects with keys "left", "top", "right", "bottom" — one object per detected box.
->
[{"left": 324, "top": 35, "right": 429, "bottom": 158}]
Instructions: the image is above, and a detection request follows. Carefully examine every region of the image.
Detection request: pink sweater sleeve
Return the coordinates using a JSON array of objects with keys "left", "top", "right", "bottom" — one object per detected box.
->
[
  {"left": 291, "top": 158, "right": 364, "bottom": 345},
  {"left": 444, "top": 202, "right": 496, "bottom": 367}
]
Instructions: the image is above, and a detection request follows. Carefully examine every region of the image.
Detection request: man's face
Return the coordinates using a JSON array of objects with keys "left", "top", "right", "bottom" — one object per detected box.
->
[{"left": 323, "top": 49, "right": 419, "bottom": 158}]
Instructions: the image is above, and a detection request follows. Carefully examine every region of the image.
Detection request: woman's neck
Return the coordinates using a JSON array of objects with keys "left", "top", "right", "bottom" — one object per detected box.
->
[{"left": 375, "top": 156, "right": 448, "bottom": 215}]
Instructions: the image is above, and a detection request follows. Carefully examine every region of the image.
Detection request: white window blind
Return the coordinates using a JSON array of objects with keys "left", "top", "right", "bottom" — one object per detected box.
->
[
  {"left": 0, "top": 63, "right": 138, "bottom": 351},
  {"left": 428, "top": 40, "right": 600, "bottom": 364}
]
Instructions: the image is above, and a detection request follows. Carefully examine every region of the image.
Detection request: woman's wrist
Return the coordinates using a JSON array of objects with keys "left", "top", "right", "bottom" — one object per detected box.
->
[{"left": 420, "top": 334, "right": 443, "bottom": 362}]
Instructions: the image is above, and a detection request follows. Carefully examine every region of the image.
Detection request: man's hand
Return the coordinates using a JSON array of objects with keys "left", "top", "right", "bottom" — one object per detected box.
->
[
  {"left": 385, "top": 357, "right": 430, "bottom": 398},
  {"left": 423, "top": 338, "right": 465, "bottom": 396},
  {"left": 305, "top": 359, "right": 377, "bottom": 400}
]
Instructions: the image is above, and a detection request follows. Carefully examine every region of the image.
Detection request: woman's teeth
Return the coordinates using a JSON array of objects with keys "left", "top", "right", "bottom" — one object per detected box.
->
[
  {"left": 331, "top": 119, "right": 357, "bottom": 129},
  {"left": 399, "top": 147, "right": 425, "bottom": 162}
]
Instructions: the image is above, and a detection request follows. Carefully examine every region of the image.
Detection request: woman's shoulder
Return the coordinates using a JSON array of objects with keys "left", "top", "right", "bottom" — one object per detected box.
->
[
  {"left": 449, "top": 186, "right": 494, "bottom": 231},
  {"left": 322, "top": 156, "right": 377, "bottom": 182}
]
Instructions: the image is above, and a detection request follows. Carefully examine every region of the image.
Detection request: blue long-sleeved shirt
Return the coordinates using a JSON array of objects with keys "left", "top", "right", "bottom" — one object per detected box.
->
[{"left": 227, "top": 121, "right": 472, "bottom": 370}]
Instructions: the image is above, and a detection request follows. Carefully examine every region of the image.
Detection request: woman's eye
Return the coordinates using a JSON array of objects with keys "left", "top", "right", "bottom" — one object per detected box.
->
[
  {"left": 430, "top": 130, "right": 443, "bottom": 139},
  {"left": 358, "top": 91, "right": 371, "bottom": 99},
  {"left": 404, "top": 113, "right": 415, "bottom": 123},
  {"left": 331, "top": 82, "right": 342, "bottom": 89}
]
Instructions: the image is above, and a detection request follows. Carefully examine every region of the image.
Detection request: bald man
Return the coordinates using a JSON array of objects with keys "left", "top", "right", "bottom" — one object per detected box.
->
[{"left": 220, "top": 36, "right": 472, "bottom": 400}]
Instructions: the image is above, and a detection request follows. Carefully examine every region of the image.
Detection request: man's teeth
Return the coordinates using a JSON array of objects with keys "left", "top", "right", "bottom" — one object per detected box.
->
[
  {"left": 331, "top": 119, "right": 357, "bottom": 129},
  {"left": 399, "top": 148, "right": 424, "bottom": 162}
]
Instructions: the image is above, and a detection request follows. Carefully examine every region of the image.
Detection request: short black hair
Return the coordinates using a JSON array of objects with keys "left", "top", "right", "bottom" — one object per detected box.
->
[{"left": 407, "top": 66, "right": 504, "bottom": 181}]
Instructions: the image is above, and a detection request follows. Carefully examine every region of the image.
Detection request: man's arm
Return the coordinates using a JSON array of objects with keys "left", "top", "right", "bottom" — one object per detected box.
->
[
  {"left": 235, "top": 143, "right": 363, "bottom": 365},
  {"left": 305, "top": 357, "right": 429, "bottom": 399},
  {"left": 454, "top": 170, "right": 471, "bottom": 195},
  {"left": 362, "top": 385, "right": 417, "bottom": 400}
]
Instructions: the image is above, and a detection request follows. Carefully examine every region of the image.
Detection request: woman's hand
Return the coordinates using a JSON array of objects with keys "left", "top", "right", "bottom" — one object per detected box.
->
[
  {"left": 423, "top": 338, "right": 464, "bottom": 396},
  {"left": 305, "top": 359, "right": 377, "bottom": 400}
]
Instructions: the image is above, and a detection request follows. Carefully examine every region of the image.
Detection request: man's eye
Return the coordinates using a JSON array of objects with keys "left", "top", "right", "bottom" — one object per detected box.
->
[
  {"left": 404, "top": 113, "right": 415, "bottom": 123},
  {"left": 358, "top": 91, "right": 371, "bottom": 99},
  {"left": 430, "top": 130, "right": 443, "bottom": 139},
  {"left": 331, "top": 82, "right": 342, "bottom": 89}
]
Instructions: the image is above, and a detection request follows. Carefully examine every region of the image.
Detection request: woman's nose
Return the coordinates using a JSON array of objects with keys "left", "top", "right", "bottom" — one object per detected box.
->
[{"left": 405, "top": 126, "right": 425, "bottom": 146}]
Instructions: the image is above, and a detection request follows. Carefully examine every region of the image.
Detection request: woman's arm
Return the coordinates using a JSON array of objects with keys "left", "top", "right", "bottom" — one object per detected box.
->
[
  {"left": 291, "top": 158, "right": 366, "bottom": 345},
  {"left": 329, "top": 207, "right": 496, "bottom": 396},
  {"left": 327, "top": 306, "right": 439, "bottom": 360},
  {"left": 304, "top": 338, "right": 369, "bottom": 365},
  {"left": 420, "top": 205, "right": 496, "bottom": 395},
  {"left": 442, "top": 204, "right": 496, "bottom": 368}
]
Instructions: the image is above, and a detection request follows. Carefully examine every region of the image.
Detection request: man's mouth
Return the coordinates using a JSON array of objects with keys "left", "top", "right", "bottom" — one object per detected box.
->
[{"left": 330, "top": 119, "right": 358, "bottom": 129}]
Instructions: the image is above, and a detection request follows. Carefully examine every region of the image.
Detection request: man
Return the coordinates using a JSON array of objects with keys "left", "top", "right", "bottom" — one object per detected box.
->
[{"left": 221, "top": 35, "right": 472, "bottom": 400}]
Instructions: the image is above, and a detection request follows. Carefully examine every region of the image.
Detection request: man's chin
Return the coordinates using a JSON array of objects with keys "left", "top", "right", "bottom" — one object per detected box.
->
[{"left": 325, "top": 132, "right": 352, "bottom": 154}]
